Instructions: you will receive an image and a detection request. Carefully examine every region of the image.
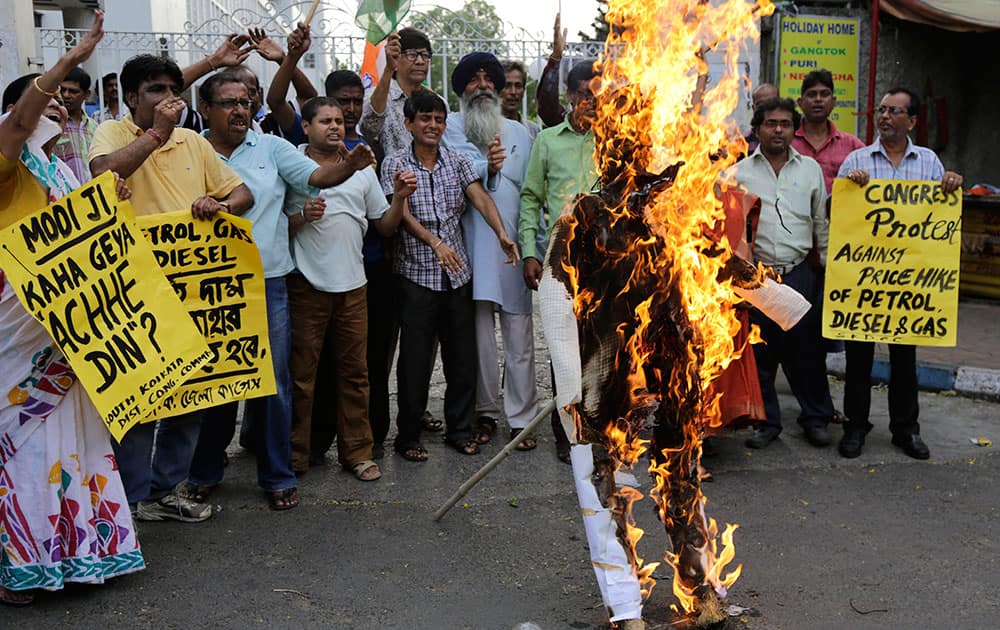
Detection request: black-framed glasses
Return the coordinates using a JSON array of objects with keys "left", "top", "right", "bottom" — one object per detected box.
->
[
  {"left": 208, "top": 98, "right": 253, "bottom": 110},
  {"left": 877, "top": 105, "right": 910, "bottom": 116},
  {"left": 761, "top": 119, "right": 794, "bottom": 130},
  {"left": 401, "top": 49, "right": 432, "bottom": 62}
]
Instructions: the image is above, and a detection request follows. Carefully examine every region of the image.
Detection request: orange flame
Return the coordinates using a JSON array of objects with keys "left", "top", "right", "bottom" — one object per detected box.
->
[{"left": 584, "top": 0, "right": 773, "bottom": 616}]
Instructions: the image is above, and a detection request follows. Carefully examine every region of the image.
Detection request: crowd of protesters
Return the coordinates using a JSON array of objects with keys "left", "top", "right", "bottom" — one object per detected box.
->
[{"left": 0, "top": 7, "right": 963, "bottom": 607}]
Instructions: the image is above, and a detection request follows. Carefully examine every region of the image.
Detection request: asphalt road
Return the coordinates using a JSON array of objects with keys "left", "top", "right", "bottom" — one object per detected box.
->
[{"left": 10, "top": 355, "right": 999, "bottom": 629}]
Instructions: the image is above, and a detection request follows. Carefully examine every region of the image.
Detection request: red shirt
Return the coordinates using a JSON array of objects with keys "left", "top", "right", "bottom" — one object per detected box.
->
[{"left": 792, "top": 120, "right": 865, "bottom": 193}]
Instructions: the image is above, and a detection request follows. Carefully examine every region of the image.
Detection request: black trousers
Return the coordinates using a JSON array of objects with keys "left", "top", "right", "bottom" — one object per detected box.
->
[
  {"left": 750, "top": 261, "right": 834, "bottom": 433},
  {"left": 394, "top": 276, "right": 475, "bottom": 447},
  {"left": 843, "top": 341, "right": 919, "bottom": 436}
]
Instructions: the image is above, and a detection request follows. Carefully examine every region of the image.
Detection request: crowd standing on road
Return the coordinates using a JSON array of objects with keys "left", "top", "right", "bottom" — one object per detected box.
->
[{"left": 0, "top": 7, "right": 965, "bottom": 609}]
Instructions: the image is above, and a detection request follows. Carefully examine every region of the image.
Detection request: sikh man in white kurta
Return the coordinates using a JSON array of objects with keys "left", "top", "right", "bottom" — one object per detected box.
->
[{"left": 442, "top": 52, "right": 539, "bottom": 449}]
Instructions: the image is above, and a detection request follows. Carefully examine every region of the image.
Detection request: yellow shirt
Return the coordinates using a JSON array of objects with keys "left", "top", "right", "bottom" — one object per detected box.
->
[
  {"left": 88, "top": 115, "right": 242, "bottom": 216},
  {"left": 0, "top": 151, "right": 49, "bottom": 230}
]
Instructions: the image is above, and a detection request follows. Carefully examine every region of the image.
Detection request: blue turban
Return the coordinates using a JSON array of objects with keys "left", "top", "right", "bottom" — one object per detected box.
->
[{"left": 450, "top": 52, "right": 506, "bottom": 96}]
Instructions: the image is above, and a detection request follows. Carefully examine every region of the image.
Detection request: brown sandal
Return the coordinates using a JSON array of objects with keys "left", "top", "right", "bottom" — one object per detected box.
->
[
  {"left": 346, "top": 460, "right": 382, "bottom": 481},
  {"left": 0, "top": 586, "right": 34, "bottom": 606}
]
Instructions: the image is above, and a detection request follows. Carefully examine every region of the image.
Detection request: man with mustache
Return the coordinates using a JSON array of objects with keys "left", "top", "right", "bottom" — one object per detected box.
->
[
  {"left": 792, "top": 70, "right": 864, "bottom": 194},
  {"left": 443, "top": 52, "right": 539, "bottom": 450},
  {"left": 500, "top": 60, "right": 540, "bottom": 140},
  {"left": 89, "top": 53, "right": 254, "bottom": 523},
  {"left": 518, "top": 60, "right": 599, "bottom": 462},
  {"left": 730, "top": 97, "right": 835, "bottom": 450},
  {"left": 836, "top": 87, "right": 963, "bottom": 461},
  {"left": 182, "top": 74, "right": 378, "bottom": 509}
]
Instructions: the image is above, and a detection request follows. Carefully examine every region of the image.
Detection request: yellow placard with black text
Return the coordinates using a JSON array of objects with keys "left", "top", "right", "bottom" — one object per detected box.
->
[
  {"left": 136, "top": 211, "right": 276, "bottom": 418},
  {"left": 824, "top": 178, "right": 961, "bottom": 346},
  {"left": 0, "top": 171, "right": 212, "bottom": 441}
]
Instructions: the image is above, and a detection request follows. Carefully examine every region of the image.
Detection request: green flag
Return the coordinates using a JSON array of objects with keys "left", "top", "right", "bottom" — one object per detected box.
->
[{"left": 355, "top": 0, "right": 412, "bottom": 44}]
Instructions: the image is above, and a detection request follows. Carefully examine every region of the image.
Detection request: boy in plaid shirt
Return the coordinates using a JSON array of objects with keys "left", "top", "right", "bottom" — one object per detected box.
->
[{"left": 380, "top": 90, "right": 519, "bottom": 462}]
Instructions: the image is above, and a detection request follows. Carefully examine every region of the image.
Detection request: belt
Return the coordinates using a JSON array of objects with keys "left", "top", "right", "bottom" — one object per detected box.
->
[{"left": 763, "top": 260, "right": 802, "bottom": 276}]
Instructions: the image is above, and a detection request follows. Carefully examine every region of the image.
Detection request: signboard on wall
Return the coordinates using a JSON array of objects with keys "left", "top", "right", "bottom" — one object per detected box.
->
[{"left": 776, "top": 15, "right": 861, "bottom": 136}]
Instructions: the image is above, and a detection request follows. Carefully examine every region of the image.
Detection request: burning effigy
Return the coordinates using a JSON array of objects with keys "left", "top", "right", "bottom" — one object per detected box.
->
[{"left": 536, "top": 0, "right": 788, "bottom": 627}]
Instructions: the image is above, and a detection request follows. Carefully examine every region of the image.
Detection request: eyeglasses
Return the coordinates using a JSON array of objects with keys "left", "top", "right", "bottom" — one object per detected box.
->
[
  {"left": 401, "top": 49, "right": 432, "bottom": 62},
  {"left": 877, "top": 105, "right": 910, "bottom": 116},
  {"left": 761, "top": 119, "right": 794, "bottom": 130},
  {"left": 208, "top": 98, "right": 253, "bottom": 110}
]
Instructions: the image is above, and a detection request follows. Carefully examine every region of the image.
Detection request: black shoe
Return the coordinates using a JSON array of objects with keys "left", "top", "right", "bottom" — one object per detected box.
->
[
  {"left": 891, "top": 434, "right": 930, "bottom": 460},
  {"left": 838, "top": 429, "right": 867, "bottom": 458},
  {"left": 802, "top": 424, "right": 832, "bottom": 447},
  {"left": 745, "top": 428, "right": 780, "bottom": 449}
]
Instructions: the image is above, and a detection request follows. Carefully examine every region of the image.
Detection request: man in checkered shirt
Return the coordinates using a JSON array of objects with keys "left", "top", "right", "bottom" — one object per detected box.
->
[
  {"left": 835, "top": 86, "right": 964, "bottom": 461},
  {"left": 380, "top": 90, "right": 519, "bottom": 462}
]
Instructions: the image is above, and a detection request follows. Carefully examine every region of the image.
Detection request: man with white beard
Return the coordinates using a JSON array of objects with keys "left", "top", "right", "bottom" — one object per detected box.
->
[{"left": 443, "top": 52, "right": 539, "bottom": 450}]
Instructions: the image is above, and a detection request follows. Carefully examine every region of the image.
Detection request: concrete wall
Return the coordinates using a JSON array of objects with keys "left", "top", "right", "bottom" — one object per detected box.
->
[{"left": 761, "top": 5, "right": 1000, "bottom": 185}]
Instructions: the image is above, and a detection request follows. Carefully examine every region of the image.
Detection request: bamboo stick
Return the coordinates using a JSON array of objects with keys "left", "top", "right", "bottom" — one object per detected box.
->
[
  {"left": 433, "top": 399, "right": 559, "bottom": 522},
  {"left": 303, "top": 0, "right": 321, "bottom": 26}
]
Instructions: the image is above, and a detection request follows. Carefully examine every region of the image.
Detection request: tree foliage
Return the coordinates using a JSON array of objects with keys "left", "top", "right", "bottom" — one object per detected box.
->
[{"left": 581, "top": 0, "right": 610, "bottom": 42}]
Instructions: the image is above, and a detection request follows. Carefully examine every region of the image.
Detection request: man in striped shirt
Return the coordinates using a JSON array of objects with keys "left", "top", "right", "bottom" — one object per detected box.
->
[{"left": 835, "top": 87, "right": 964, "bottom": 460}]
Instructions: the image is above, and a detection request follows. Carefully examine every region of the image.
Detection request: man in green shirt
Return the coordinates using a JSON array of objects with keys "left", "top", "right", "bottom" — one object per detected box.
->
[
  {"left": 518, "top": 61, "right": 599, "bottom": 289},
  {"left": 518, "top": 61, "right": 598, "bottom": 463}
]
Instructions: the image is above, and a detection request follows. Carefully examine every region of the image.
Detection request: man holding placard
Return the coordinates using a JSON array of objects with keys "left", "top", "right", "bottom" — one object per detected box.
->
[
  {"left": 89, "top": 54, "right": 254, "bottom": 522},
  {"left": 835, "top": 87, "right": 963, "bottom": 460}
]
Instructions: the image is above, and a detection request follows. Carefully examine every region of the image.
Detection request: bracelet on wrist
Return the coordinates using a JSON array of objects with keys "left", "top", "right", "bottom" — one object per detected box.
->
[
  {"left": 32, "top": 77, "right": 59, "bottom": 98},
  {"left": 432, "top": 239, "right": 443, "bottom": 250},
  {"left": 145, "top": 128, "right": 165, "bottom": 146},
  {"left": 205, "top": 55, "right": 217, "bottom": 71}
]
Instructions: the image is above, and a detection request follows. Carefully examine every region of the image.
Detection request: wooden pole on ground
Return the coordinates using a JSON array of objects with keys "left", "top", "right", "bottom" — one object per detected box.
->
[{"left": 433, "top": 399, "right": 559, "bottom": 522}]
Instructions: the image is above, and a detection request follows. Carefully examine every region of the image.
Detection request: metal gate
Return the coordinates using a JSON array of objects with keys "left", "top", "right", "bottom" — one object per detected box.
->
[{"left": 34, "top": 2, "right": 604, "bottom": 116}]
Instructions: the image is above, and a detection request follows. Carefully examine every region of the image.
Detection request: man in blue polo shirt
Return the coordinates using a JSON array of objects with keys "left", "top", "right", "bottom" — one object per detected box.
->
[{"left": 184, "top": 72, "right": 374, "bottom": 510}]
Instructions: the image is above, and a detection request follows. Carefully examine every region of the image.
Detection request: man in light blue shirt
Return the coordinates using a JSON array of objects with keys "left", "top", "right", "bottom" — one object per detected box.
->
[
  {"left": 835, "top": 87, "right": 963, "bottom": 461},
  {"left": 184, "top": 72, "right": 375, "bottom": 510}
]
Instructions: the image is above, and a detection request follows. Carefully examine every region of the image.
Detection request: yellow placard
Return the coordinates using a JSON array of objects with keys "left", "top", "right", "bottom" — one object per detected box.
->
[
  {"left": 824, "top": 178, "right": 962, "bottom": 346},
  {"left": 136, "top": 211, "right": 276, "bottom": 417},
  {"left": 0, "top": 171, "right": 212, "bottom": 441},
  {"left": 777, "top": 15, "right": 860, "bottom": 136}
]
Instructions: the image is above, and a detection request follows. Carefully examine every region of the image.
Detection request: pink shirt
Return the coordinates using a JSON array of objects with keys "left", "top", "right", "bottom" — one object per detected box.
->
[{"left": 792, "top": 120, "right": 865, "bottom": 193}]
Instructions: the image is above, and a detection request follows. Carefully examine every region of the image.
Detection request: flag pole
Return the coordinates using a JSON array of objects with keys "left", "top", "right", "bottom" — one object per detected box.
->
[{"left": 304, "top": 0, "right": 322, "bottom": 26}]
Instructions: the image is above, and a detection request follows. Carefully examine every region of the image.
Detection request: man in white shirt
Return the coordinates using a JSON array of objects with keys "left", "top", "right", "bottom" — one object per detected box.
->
[
  {"left": 285, "top": 96, "right": 415, "bottom": 480},
  {"left": 731, "top": 97, "right": 835, "bottom": 449}
]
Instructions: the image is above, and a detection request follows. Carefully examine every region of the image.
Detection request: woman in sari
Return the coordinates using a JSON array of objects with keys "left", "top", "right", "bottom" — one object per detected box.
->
[{"left": 1, "top": 11, "right": 144, "bottom": 605}]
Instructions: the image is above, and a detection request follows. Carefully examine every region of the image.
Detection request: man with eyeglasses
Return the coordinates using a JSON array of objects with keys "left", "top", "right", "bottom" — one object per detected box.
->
[
  {"left": 834, "top": 87, "right": 963, "bottom": 461},
  {"left": 360, "top": 27, "right": 436, "bottom": 159},
  {"left": 89, "top": 54, "right": 254, "bottom": 523},
  {"left": 730, "top": 97, "right": 835, "bottom": 450},
  {"left": 181, "top": 73, "right": 376, "bottom": 507}
]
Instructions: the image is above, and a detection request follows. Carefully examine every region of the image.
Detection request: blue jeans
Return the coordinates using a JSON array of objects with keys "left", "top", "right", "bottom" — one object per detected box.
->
[
  {"left": 188, "top": 276, "right": 296, "bottom": 492},
  {"left": 113, "top": 410, "right": 204, "bottom": 505}
]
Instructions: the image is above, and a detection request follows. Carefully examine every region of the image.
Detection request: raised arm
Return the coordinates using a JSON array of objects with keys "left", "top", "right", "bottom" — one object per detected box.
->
[
  {"left": 182, "top": 34, "right": 253, "bottom": 89},
  {"left": 359, "top": 31, "right": 400, "bottom": 141},
  {"left": 307, "top": 143, "right": 377, "bottom": 188},
  {"left": 537, "top": 14, "right": 567, "bottom": 128},
  {"left": 266, "top": 23, "right": 311, "bottom": 135},
  {"left": 249, "top": 27, "right": 317, "bottom": 108},
  {"left": 0, "top": 11, "right": 104, "bottom": 160},
  {"left": 90, "top": 92, "right": 185, "bottom": 179}
]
